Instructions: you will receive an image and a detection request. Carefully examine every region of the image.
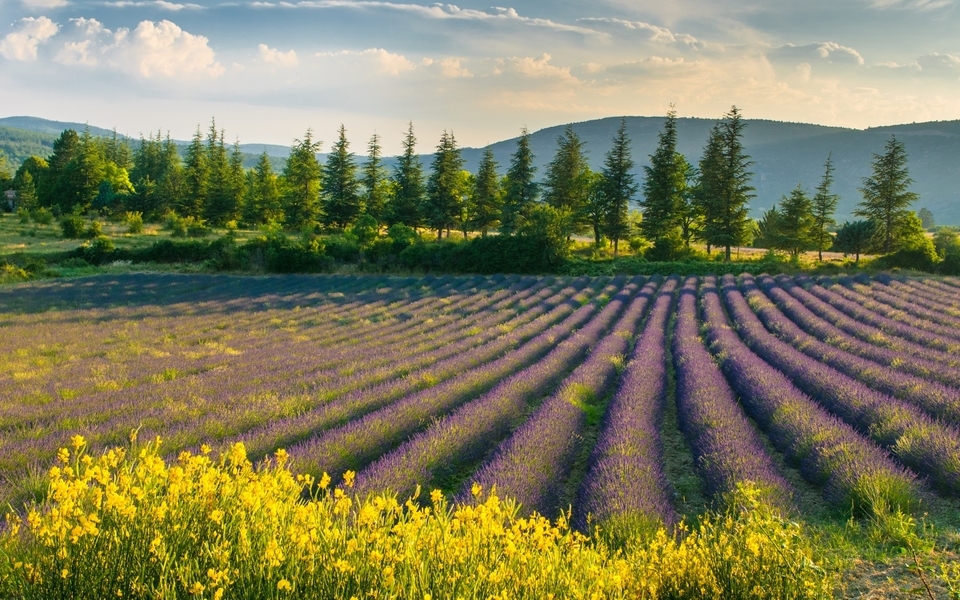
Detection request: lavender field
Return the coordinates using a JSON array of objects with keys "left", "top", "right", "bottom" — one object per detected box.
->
[{"left": 2, "top": 271, "right": 960, "bottom": 527}]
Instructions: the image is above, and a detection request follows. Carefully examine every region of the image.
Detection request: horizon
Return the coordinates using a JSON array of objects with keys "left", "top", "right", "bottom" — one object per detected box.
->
[{"left": 2, "top": 1, "right": 959, "bottom": 150}]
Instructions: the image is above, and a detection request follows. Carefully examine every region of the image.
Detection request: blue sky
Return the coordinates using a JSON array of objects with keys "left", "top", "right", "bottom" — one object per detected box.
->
[{"left": 1, "top": 0, "right": 959, "bottom": 152}]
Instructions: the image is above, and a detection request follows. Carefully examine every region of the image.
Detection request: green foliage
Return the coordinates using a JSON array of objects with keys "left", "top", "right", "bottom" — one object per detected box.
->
[
  {"left": 84, "top": 220, "right": 103, "bottom": 239},
  {"left": 321, "top": 125, "right": 362, "bottom": 230},
  {"left": 855, "top": 136, "right": 919, "bottom": 255},
  {"left": 59, "top": 214, "right": 86, "bottom": 239},
  {"left": 349, "top": 213, "right": 380, "bottom": 250},
  {"left": 281, "top": 130, "right": 323, "bottom": 230},
  {"left": 934, "top": 228, "right": 960, "bottom": 275},
  {"left": 388, "top": 123, "right": 425, "bottom": 229},
  {"left": 762, "top": 184, "right": 817, "bottom": 257},
  {"left": 424, "top": 130, "right": 466, "bottom": 238},
  {"left": 641, "top": 108, "right": 688, "bottom": 246},
  {"left": 917, "top": 207, "right": 935, "bottom": 230},
  {"left": 31, "top": 207, "right": 53, "bottom": 225},
  {"left": 361, "top": 133, "right": 390, "bottom": 224},
  {"left": 243, "top": 152, "right": 282, "bottom": 227},
  {"left": 166, "top": 213, "right": 210, "bottom": 238},
  {"left": 811, "top": 153, "right": 839, "bottom": 261},
  {"left": 79, "top": 235, "right": 116, "bottom": 264},
  {"left": 500, "top": 127, "right": 538, "bottom": 235},
  {"left": 468, "top": 148, "right": 502, "bottom": 236},
  {"left": 125, "top": 211, "right": 144, "bottom": 234},
  {"left": 543, "top": 126, "right": 592, "bottom": 238},
  {"left": 832, "top": 220, "right": 874, "bottom": 264},
  {"left": 600, "top": 118, "right": 638, "bottom": 255},
  {"left": 696, "top": 107, "right": 755, "bottom": 261}
]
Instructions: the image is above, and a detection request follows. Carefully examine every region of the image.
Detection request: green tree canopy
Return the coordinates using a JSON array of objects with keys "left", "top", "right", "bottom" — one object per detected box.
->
[
  {"left": 599, "top": 118, "right": 637, "bottom": 256},
  {"left": 763, "top": 184, "right": 816, "bottom": 257},
  {"left": 243, "top": 152, "right": 282, "bottom": 226},
  {"left": 500, "top": 127, "right": 538, "bottom": 235},
  {"left": 424, "top": 130, "right": 466, "bottom": 238},
  {"left": 855, "top": 135, "right": 919, "bottom": 255},
  {"left": 542, "top": 125, "right": 591, "bottom": 238},
  {"left": 641, "top": 108, "right": 687, "bottom": 247},
  {"left": 811, "top": 153, "right": 839, "bottom": 261},
  {"left": 833, "top": 220, "right": 874, "bottom": 264},
  {"left": 361, "top": 133, "right": 390, "bottom": 224},
  {"left": 321, "top": 125, "right": 362, "bottom": 230},
  {"left": 281, "top": 129, "right": 323, "bottom": 229},
  {"left": 468, "top": 148, "right": 502, "bottom": 237},
  {"left": 388, "top": 123, "right": 425, "bottom": 229},
  {"left": 181, "top": 126, "right": 208, "bottom": 219}
]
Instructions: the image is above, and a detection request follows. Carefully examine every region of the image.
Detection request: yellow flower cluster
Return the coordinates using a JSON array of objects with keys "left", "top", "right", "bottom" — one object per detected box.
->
[{"left": 0, "top": 437, "right": 833, "bottom": 599}]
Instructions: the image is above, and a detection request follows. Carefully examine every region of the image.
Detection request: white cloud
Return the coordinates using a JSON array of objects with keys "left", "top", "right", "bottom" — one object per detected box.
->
[
  {"left": 577, "top": 17, "right": 701, "bottom": 46},
  {"left": 0, "top": 16, "right": 59, "bottom": 61},
  {"left": 316, "top": 47, "right": 416, "bottom": 75},
  {"left": 916, "top": 52, "right": 960, "bottom": 72},
  {"left": 495, "top": 53, "right": 576, "bottom": 82},
  {"left": 771, "top": 42, "right": 865, "bottom": 66},
  {"left": 100, "top": 1, "right": 205, "bottom": 10},
  {"left": 21, "top": 0, "right": 68, "bottom": 8},
  {"left": 437, "top": 57, "right": 471, "bottom": 78},
  {"left": 868, "top": 0, "right": 954, "bottom": 10},
  {"left": 47, "top": 17, "right": 223, "bottom": 78},
  {"left": 258, "top": 43, "right": 298, "bottom": 67}
]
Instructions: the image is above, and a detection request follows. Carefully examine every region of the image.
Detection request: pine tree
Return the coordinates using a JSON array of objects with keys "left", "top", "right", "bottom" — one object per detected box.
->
[
  {"left": 542, "top": 126, "right": 591, "bottom": 238},
  {"left": 281, "top": 129, "right": 322, "bottom": 229},
  {"left": 388, "top": 123, "right": 425, "bottom": 228},
  {"left": 855, "top": 136, "right": 919, "bottom": 254},
  {"left": 468, "top": 148, "right": 502, "bottom": 236},
  {"left": 38, "top": 129, "right": 81, "bottom": 212},
  {"left": 425, "top": 130, "right": 466, "bottom": 238},
  {"left": 811, "top": 153, "right": 839, "bottom": 261},
  {"left": 361, "top": 133, "right": 389, "bottom": 224},
  {"left": 641, "top": 108, "right": 686, "bottom": 246},
  {"left": 773, "top": 184, "right": 817, "bottom": 258},
  {"left": 244, "top": 152, "right": 281, "bottom": 226},
  {"left": 182, "top": 126, "right": 208, "bottom": 218},
  {"left": 321, "top": 125, "right": 362, "bottom": 230},
  {"left": 14, "top": 170, "right": 38, "bottom": 211},
  {"left": 697, "top": 106, "right": 754, "bottom": 261},
  {"left": 204, "top": 126, "right": 238, "bottom": 226},
  {"left": 600, "top": 118, "right": 637, "bottom": 256},
  {"left": 500, "top": 127, "right": 538, "bottom": 235}
]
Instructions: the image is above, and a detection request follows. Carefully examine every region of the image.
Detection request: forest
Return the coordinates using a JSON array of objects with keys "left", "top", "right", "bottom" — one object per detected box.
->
[{"left": 1, "top": 106, "right": 957, "bottom": 276}]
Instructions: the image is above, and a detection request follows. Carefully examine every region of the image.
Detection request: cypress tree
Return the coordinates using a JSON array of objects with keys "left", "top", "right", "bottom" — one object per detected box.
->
[
  {"left": 855, "top": 136, "right": 919, "bottom": 254},
  {"left": 600, "top": 118, "right": 637, "bottom": 256},
  {"left": 388, "top": 123, "right": 425, "bottom": 228},
  {"left": 542, "top": 125, "right": 591, "bottom": 237},
  {"left": 500, "top": 127, "right": 538, "bottom": 235},
  {"left": 321, "top": 125, "right": 362, "bottom": 230},
  {"left": 811, "top": 153, "right": 839, "bottom": 261}
]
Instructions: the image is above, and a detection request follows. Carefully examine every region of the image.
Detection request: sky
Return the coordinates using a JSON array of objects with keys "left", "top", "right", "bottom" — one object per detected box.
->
[{"left": 1, "top": 0, "right": 959, "bottom": 152}]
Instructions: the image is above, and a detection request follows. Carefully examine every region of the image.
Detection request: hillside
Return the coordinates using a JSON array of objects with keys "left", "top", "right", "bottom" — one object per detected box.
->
[{"left": 4, "top": 115, "right": 960, "bottom": 224}]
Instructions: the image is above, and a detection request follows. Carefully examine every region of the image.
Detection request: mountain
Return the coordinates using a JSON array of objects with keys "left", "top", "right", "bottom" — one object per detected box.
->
[{"left": 4, "top": 115, "right": 960, "bottom": 224}]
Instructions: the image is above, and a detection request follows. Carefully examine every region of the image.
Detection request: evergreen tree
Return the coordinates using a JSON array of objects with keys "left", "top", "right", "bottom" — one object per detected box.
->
[
  {"left": 361, "top": 133, "right": 390, "bottom": 224},
  {"left": 584, "top": 171, "right": 607, "bottom": 247},
  {"left": 321, "top": 125, "right": 362, "bottom": 230},
  {"left": 281, "top": 129, "right": 322, "bottom": 229},
  {"left": 500, "top": 127, "right": 538, "bottom": 235},
  {"left": 388, "top": 123, "right": 425, "bottom": 228},
  {"left": 425, "top": 130, "right": 466, "bottom": 238},
  {"left": 244, "top": 152, "right": 282, "bottom": 226},
  {"left": 14, "top": 170, "right": 38, "bottom": 211},
  {"left": 468, "top": 148, "right": 502, "bottom": 236},
  {"left": 833, "top": 220, "right": 874, "bottom": 264},
  {"left": 181, "top": 126, "right": 208, "bottom": 218},
  {"left": 61, "top": 128, "right": 107, "bottom": 213},
  {"left": 918, "top": 207, "right": 935, "bottom": 230},
  {"left": 599, "top": 118, "right": 637, "bottom": 256},
  {"left": 641, "top": 108, "right": 686, "bottom": 246},
  {"left": 204, "top": 126, "right": 238, "bottom": 226},
  {"left": 675, "top": 157, "right": 698, "bottom": 250},
  {"left": 855, "top": 136, "right": 919, "bottom": 254},
  {"left": 542, "top": 126, "right": 591, "bottom": 237},
  {"left": 38, "top": 129, "right": 81, "bottom": 211},
  {"left": 104, "top": 129, "right": 132, "bottom": 170},
  {"left": 770, "top": 184, "right": 816, "bottom": 258},
  {"left": 697, "top": 106, "right": 754, "bottom": 261},
  {"left": 811, "top": 153, "right": 839, "bottom": 261}
]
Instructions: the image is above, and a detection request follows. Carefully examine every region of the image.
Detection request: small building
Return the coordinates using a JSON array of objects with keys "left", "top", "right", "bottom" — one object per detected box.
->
[{"left": 4, "top": 190, "right": 15, "bottom": 212}]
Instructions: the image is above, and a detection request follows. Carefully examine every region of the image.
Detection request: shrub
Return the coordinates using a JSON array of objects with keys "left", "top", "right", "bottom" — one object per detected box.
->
[
  {"left": 16, "top": 208, "right": 29, "bottom": 224},
  {"left": 125, "top": 211, "right": 144, "bottom": 234},
  {"left": 59, "top": 215, "right": 86, "bottom": 239},
  {"left": 79, "top": 235, "right": 116, "bottom": 264},
  {"left": 31, "top": 207, "right": 54, "bottom": 226},
  {"left": 83, "top": 221, "right": 103, "bottom": 239}
]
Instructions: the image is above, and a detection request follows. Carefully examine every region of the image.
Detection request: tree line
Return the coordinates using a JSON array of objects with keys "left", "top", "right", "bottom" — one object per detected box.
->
[{"left": 2, "top": 107, "right": 936, "bottom": 267}]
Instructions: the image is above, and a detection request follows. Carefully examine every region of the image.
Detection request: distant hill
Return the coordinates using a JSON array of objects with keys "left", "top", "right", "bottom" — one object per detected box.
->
[{"left": 4, "top": 115, "right": 960, "bottom": 224}]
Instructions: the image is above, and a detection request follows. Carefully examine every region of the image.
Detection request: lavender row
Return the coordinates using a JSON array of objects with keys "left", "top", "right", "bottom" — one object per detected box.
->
[
  {"left": 803, "top": 277, "right": 960, "bottom": 355},
  {"left": 741, "top": 275, "right": 960, "bottom": 426},
  {"left": 0, "top": 277, "right": 587, "bottom": 484},
  {"left": 720, "top": 275, "right": 960, "bottom": 495},
  {"left": 353, "top": 277, "right": 647, "bottom": 501},
  {"left": 672, "top": 277, "right": 792, "bottom": 505},
  {"left": 578, "top": 277, "right": 680, "bottom": 528},
  {"left": 455, "top": 278, "right": 659, "bottom": 517},
  {"left": 287, "top": 279, "right": 618, "bottom": 483},
  {"left": 699, "top": 276, "right": 917, "bottom": 514},
  {"left": 777, "top": 275, "right": 960, "bottom": 373},
  {"left": 884, "top": 276, "right": 960, "bottom": 315},
  {"left": 835, "top": 276, "right": 960, "bottom": 344}
]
